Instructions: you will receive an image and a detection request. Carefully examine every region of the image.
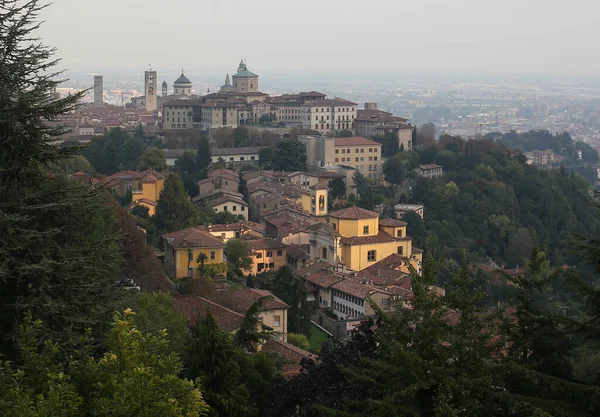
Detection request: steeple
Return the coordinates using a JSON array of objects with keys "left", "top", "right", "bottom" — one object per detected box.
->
[
  {"left": 225, "top": 73, "right": 231, "bottom": 86},
  {"left": 237, "top": 58, "right": 247, "bottom": 72}
]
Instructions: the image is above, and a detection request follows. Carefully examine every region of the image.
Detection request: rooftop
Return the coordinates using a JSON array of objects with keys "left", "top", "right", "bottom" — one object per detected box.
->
[
  {"left": 174, "top": 296, "right": 244, "bottom": 332},
  {"left": 162, "top": 227, "right": 226, "bottom": 249},
  {"left": 204, "top": 195, "right": 249, "bottom": 208},
  {"left": 261, "top": 339, "right": 316, "bottom": 377},
  {"left": 329, "top": 206, "right": 379, "bottom": 220},
  {"left": 379, "top": 218, "right": 408, "bottom": 227},
  {"left": 211, "top": 147, "right": 264, "bottom": 156},
  {"left": 218, "top": 287, "right": 289, "bottom": 313},
  {"left": 334, "top": 136, "right": 382, "bottom": 147}
]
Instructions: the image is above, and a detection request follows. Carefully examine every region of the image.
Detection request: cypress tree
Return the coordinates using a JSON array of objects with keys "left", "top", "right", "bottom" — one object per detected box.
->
[{"left": 154, "top": 173, "right": 198, "bottom": 235}]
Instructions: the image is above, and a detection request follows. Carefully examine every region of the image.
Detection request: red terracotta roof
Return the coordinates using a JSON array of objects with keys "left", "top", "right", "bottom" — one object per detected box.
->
[
  {"left": 174, "top": 296, "right": 245, "bottom": 332},
  {"left": 309, "top": 183, "right": 329, "bottom": 190},
  {"left": 341, "top": 231, "right": 406, "bottom": 245},
  {"left": 246, "top": 238, "right": 288, "bottom": 251},
  {"left": 286, "top": 244, "right": 309, "bottom": 260},
  {"left": 328, "top": 206, "right": 379, "bottom": 220},
  {"left": 334, "top": 137, "right": 381, "bottom": 147},
  {"left": 162, "top": 227, "right": 226, "bottom": 248},
  {"left": 379, "top": 218, "right": 407, "bottom": 227},
  {"left": 332, "top": 279, "right": 390, "bottom": 299},
  {"left": 261, "top": 339, "right": 316, "bottom": 377},
  {"left": 218, "top": 288, "right": 289, "bottom": 313}
]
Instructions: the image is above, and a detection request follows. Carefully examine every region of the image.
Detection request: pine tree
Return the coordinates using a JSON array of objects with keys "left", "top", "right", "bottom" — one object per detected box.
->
[
  {"left": 154, "top": 173, "right": 198, "bottom": 235},
  {"left": 0, "top": 1, "right": 123, "bottom": 357},
  {"left": 196, "top": 137, "right": 212, "bottom": 172}
]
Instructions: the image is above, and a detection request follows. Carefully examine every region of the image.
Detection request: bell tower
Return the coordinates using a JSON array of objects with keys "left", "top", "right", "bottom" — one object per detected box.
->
[
  {"left": 162, "top": 80, "right": 168, "bottom": 96},
  {"left": 309, "top": 184, "right": 329, "bottom": 216}
]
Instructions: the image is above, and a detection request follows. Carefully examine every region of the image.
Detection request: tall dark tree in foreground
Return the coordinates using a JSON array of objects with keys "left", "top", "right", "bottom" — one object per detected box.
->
[
  {"left": 0, "top": 0, "right": 124, "bottom": 358},
  {"left": 154, "top": 173, "right": 198, "bottom": 235},
  {"left": 186, "top": 313, "right": 281, "bottom": 417}
]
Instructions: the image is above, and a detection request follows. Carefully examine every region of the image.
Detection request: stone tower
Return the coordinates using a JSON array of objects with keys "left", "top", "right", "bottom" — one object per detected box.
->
[
  {"left": 93, "top": 75, "right": 103, "bottom": 107},
  {"left": 232, "top": 59, "right": 259, "bottom": 93},
  {"left": 309, "top": 184, "right": 329, "bottom": 216},
  {"left": 162, "top": 80, "right": 168, "bottom": 96},
  {"left": 219, "top": 73, "right": 234, "bottom": 93},
  {"left": 144, "top": 69, "right": 157, "bottom": 112}
]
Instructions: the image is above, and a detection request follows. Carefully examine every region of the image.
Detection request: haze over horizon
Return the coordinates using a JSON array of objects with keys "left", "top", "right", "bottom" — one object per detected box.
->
[{"left": 39, "top": 0, "right": 600, "bottom": 78}]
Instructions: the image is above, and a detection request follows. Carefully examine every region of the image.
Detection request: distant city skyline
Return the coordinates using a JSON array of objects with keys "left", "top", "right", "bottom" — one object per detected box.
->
[{"left": 39, "top": 0, "right": 600, "bottom": 76}]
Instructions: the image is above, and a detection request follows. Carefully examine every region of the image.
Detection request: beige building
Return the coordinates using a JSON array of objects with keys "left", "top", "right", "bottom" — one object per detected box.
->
[
  {"left": 163, "top": 100, "right": 199, "bottom": 130},
  {"left": 232, "top": 59, "right": 259, "bottom": 93},
  {"left": 354, "top": 104, "right": 414, "bottom": 151},
  {"left": 206, "top": 195, "right": 249, "bottom": 219},
  {"left": 416, "top": 164, "right": 443, "bottom": 178},
  {"left": 302, "top": 98, "right": 357, "bottom": 136},
  {"left": 210, "top": 147, "right": 262, "bottom": 164},
  {"left": 394, "top": 203, "right": 424, "bottom": 220},
  {"left": 334, "top": 137, "right": 383, "bottom": 183}
]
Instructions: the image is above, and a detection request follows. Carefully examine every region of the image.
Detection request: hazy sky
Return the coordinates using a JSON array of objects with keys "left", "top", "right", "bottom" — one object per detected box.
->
[{"left": 39, "top": 0, "right": 600, "bottom": 76}]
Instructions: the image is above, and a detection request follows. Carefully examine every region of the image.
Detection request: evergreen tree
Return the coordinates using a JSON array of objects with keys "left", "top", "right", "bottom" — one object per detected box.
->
[
  {"left": 328, "top": 178, "right": 346, "bottom": 200},
  {"left": 270, "top": 267, "right": 314, "bottom": 335},
  {"left": 185, "top": 313, "right": 257, "bottom": 417},
  {"left": 196, "top": 137, "right": 212, "bottom": 172},
  {"left": 0, "top": 3, "right": 125, "bottom": 355},
  {"left": 272, "top": 140, "right": 307, "bottom": 172},
  {"left": 154, "top": 173, "right": 198, "bottom": 235},
  {"left": 137, "top": 148, "right": 167, "bottom": 171}
]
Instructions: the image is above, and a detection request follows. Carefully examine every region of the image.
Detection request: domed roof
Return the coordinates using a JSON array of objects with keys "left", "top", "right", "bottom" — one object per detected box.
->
[
  {"left": 162, "top": 80, "right": 167, "bottom": 87},
  {"left": 174, "top": 71, "right": 191, "bottom": 86}
]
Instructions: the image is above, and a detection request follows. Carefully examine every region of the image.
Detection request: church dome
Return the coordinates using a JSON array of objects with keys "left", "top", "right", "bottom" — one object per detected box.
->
[{"left": 174, "top": 72, "right": 192, "bottom": 86}]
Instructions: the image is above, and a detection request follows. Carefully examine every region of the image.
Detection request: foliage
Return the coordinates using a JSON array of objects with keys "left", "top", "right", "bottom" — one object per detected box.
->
[
  {"left": 272, "top": 140, "right": 307, "bottom": 172},
  {"left": 196, "top": 137, "right": 212, "bottom": 172},
  {"left": 353, "top": 171, "right": 374, "bottom": 210},
  {"left": 51, "top": 154, "right": 96, "bottom": 174},
  {"left": 371, "top": 132, "right": 399, "bottom": 158},
  {"left": 185, "top": 313, "right": 280, "bottom": 417},
  {"left": 127, "top": 292, "right": 188, "bottom": 357},
  {"left": 287, "top": 333, "right": 310, "bottom": 350},
  {"left": 84, "top": 128, "right": 147, "bottom": 174},
  {"left": 137, "top": 147, "right": 167, "bottom": 171},
  {"left": 411, "top": 136, "right": 599, "bottom": 267},
  {"left": 0, "top": 310, "right": 208, "bottom": 417},
  {"left": 203, "top": 262, "right": 228, "bottom": 279},
  {"left": 269, "top": 267, "right": 314, "bottom": 335},
  {"left": 335, "top": 129, "right": 353, "bottom": 138},
  {"left": 259, "top": 147, "right": 274, "bottom": 169},
  {"left": 226, "top": 239, "right": 253, "bottom": 273},
  {"left": 268, "top": 250, "right": 600, "bottom": 417},
  {"left": 328, "top": 177, "right": 346, "bottom": 199},
  {"left": 213, "top": 210, "right": 244, "bottom": 224},
  {"left": 382, "top": 153, "right": 408, "bottom": 184},
  {"left": 154, "top": 174, "right": 198, "bottom": 235},
  {"left": 233, "top": 126, "right": 251, "bottom": 147},
  {"left": 0, "top": 177, "right": 123, "bottom": 358},
  {"left": 234, "top": 298, "right": 273, "bottom": 352},
  {"left": 112, "top": 204, "right": 176, "bottom": 292},
  {"left": 0, "top": 0, "right": 85, "bottom": 193}
]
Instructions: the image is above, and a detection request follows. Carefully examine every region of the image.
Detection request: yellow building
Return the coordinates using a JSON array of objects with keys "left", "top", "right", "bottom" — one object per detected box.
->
[
  {"left": 334, "top": 137, "right": 383, "bottom": 184},
  {"left": 309, "top": 206, "right": 422, "bottom": 272},
  {"left": 106, "top": 170, "right": 166, "bottom": 216},
  {"left": 245, "top": 238, "right": 288, "bottom": 275},
  {"left": 162, "top": 227, "right": 226, "bottom": 279}
]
